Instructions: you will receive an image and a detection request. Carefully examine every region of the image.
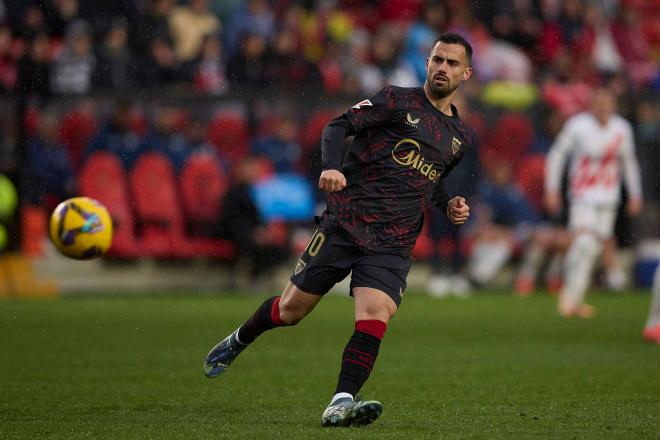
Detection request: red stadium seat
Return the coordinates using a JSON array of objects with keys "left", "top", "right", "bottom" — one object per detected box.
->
[
  {"left": 129, "top": 152, "right": 190, "bottom": 258},
  {"left": 206, "top": 110, "right": 250, "bottom": 164},
  {"left": 78, "top": 151, "right": 142, "bottom": 258},
  {"left": 515, "top": 154, "right": 546, "bottom": 215},
  {"left": 180, "top": 153, "right": 228, "bottom": 225},
  {"left": 59, "top": 108, "right": 97, "bottom": 170},
  {"left": 131, "top": 152, "right": 234, "bottom": 259}
]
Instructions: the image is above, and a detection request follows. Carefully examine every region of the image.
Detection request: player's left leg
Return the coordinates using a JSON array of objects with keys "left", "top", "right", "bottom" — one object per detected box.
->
[
  {"left": 558, "top": 231, "right": 601, "bottom": 318},
  {"left": 321, "top": 287, "right": 396, "bottom": 427},
  {"left": 643, "top": 263, "right": 660, "bottom": 344},
  {"left": 559, "top": 205, "right": 616, "bottom": 318}
]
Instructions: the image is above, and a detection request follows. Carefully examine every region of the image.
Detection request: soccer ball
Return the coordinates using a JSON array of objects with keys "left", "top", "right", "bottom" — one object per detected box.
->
[{"left": 49, "top": 197, "right": 113, "bottom": 260}]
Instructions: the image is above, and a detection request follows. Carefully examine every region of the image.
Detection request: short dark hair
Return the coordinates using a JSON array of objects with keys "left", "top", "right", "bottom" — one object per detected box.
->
[{"left": 432, "top": 33, "right": 473, "bottom": 65}]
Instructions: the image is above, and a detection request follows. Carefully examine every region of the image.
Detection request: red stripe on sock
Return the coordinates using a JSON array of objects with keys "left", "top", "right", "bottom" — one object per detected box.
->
[
  {"left": 271, "top": 296, "right": 283, "bottom": 326},
  {"left": 342, "top": 358, "right": 372, "bottom": 372},
  {"left": 345, "top": 347, "right": 375, "bottom": 361},
  {"left": 355, "top": 319, "right": 387, "bottom": 340}
]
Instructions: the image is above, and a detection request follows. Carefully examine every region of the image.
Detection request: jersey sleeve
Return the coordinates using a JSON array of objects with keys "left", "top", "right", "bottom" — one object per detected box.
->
[
  {"left": 431, "top": 179, "right": 451, "bottom": 211},
  {"left": 343, "top": 86, "right": 396, "bottom": 133},
  {"left": 320, "top": 115, "right": 352, "bottom": 171},
  {"left": 620, "top": 122, "right": 643, "bottom": 200},
  {"left": 545, "top": 117, "right": 577, "bottom": 193}
]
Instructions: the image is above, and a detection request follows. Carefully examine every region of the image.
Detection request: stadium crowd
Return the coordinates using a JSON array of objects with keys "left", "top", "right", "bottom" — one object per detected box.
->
[{"left": 0, "top": 0, "right": 659, "bottom": 289}]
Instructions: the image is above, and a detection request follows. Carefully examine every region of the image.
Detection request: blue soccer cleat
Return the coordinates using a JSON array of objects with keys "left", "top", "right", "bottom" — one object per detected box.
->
[
  {"left": 203, "top": 329, "right": 246, "bottom": 378},
  {"left": 321, "top": 397, "right": 383, "bottom": 427}
]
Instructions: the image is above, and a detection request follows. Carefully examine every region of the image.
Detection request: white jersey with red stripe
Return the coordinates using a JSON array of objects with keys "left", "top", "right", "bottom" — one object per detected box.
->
[{"left": 545, "top": 111, "right": 642, "bottom": 208}]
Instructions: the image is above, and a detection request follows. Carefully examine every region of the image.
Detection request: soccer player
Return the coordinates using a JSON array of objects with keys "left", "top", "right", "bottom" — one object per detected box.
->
[
  {"left": 545, "top": 87, "right": 642, "bottom": 318},
  {"left": 203, "top": 33, "right": 474, "bottom": 427},
  {"left": 643, "top": 263, "right": 660, "bottom": 344}
]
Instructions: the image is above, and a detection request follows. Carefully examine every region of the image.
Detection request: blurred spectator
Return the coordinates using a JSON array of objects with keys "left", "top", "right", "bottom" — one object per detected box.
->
[
  {"left": 226, "top": 32, "right": 268, "bottom": 86},
  {"left": 168, "top": 0, "right": 220, "bottom": 62},
  {"left": 573, "top": 3, "right": 623, "bottom": 74},
  {"left": 217, "top": 156, "right": 289, "bottom": 281},
  {"left": 77, "top": 0, "right": 137, "bottom": 32},
  {"left": 94, "top": 18, "right": 135, "bottom": 90},
  {"left": 140, "top": 106, "right": 189, "bottom": 173},
  {"left": 265, "top": 28, "right": 322, "bottom": 90},
  {"left": 137, "top": 36, "right": 183, "bottom": 86},
  {"left": 43, "top": 0, "right": 81, "bottom": 39},
  {"left": 0, "top": 24, "right": 17, "bottom": 92},
  {"left": 466, "top": 159, "right": 539, "bottom": 286},
  {"left": 17, "top": 32, "right": 51, "bottom": 99},
  {"left": 15, "top": 4, "right": 47, "bottom": 41},
  {"left": 183, "top": 115, "right": 221, "bottom": 160},
  {"left": 531, "top": 108, "right": 565, "bottom": 154},
  {"left": 427, "top": 95, "right": 482, "bottom": 296},
  {"left": 50, "top": 20, "right": 95, "bottom": 95},
  {"left": 540, "top": 48, "right": 593, "bottom": 118},
  {"left": 370, "top": 27, "right": 417, "bottom": 89},
  {"left": 474, "top": 0, "right": 542, "bottom": 54},
  {"left": 558, "top": 0, "right": 585, "bottom": 45},
  {"left": 210, "top": 0, "right": 243, "bottom": 24},
  {"left": 24, "top": 112, "right": 75, "bottom": 206},
  {"left": 85, "top": 101, "right": 144, "bottom": 170},
  {"left": 610, "top": 4, "right": 657, "bottom": 89},
  {"left": 224, "top": 0, "right": 275, "bottom": 58},
  {"left": 192, "top": 34, "right": 228, "bottom": 95},
  {"left": 471, "top": 27, "right": 534, "bottom": 84},
  {"left": 130, "top": 0, "right": 175, "bottom": 59},
  {"left": 251, "top": 114, "right": 301, "bottom": 173},
  {"left": 635, "top": 100, "right": 660, "bottom": 204},
  {"left": 402, "top": 0, "right": 447, "bottom": 84}
]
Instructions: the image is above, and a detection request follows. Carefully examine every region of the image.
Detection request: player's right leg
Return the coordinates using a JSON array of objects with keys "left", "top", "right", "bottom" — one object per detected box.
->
[{"left": 203, "top": 282, "right": 322, "bottom": 378}]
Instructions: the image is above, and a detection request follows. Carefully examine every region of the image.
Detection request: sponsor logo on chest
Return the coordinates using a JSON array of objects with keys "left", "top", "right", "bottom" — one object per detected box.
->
[{"left": 391, "top": 138, "right": 440, "bottom": 182}]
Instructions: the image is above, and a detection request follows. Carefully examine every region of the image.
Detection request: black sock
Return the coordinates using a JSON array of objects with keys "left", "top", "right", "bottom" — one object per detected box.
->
[
  {"left": 236, "top": 296, "right": 283, "bottom": 345},
  {"left": 334, "top": 320, "right": 386, "bottom": 396}
]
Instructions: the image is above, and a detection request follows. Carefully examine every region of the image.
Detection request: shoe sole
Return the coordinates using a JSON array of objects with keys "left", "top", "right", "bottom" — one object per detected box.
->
[
  {"left": 347, "top": 401, "right": 383, "bottom": 426},
  {"left": 203, "top": 361, "right": 228, "bottom": 378}
]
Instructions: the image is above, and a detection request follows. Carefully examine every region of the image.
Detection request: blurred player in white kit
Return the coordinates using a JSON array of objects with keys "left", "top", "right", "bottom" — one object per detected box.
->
[{"left": 544, "top": 87, "right": 642, "bottom": 318}]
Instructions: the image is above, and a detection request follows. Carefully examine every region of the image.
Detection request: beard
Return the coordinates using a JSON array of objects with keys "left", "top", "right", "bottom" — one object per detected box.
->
[{"left": 427, "top": 74, "right": 458, "bottom": 99}]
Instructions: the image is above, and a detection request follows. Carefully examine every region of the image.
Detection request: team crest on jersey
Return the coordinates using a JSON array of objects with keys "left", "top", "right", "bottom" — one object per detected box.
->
[
  {"left": 352, "top": 99, "right": 373, "bottom": 109},
  {"left": 451, "top": 137, "right": 461, "bottom": 155},
  {"left": 294, "top": 258, "right": 306, "bottom": 275},
  {"left": 405, "top": 113, "right": 420, "bottom": 128}
]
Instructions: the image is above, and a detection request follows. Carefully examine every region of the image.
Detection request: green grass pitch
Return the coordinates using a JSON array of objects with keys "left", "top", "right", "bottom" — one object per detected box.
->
[{"left": 1, "top": 291, "right": 659, "bottom": 439}]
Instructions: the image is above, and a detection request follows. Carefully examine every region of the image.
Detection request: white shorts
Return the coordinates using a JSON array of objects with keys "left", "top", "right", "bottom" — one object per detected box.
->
[{"left": 568, "top": 204, "right": 617, "bottom": 239}]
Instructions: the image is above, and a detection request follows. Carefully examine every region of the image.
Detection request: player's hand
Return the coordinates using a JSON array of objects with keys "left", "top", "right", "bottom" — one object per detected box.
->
[
  {"left": 446, "top": 196, "right": 470, "bottom": 225},
  {"left": 544, "top": 191, "right": 562, "bottom": 216},
  {"left": 319, "top": 169, "right": 347, "bottom": 192},
  {"left": 626, "top": 198, "right": 642, "bottom": 216}
]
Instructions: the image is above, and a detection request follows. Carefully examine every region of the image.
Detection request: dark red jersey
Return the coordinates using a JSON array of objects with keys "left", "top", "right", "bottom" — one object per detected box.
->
[{"left": 321, "top": 85, "right": 474, "bottom": 256}]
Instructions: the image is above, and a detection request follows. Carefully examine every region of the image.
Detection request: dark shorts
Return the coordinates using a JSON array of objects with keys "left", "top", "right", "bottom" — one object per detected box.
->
[{"left": 289, "top": 217, "right": 412, "bottom": 307}]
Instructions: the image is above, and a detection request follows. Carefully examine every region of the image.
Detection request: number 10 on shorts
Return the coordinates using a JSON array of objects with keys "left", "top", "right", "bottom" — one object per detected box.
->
[{"left": 305, "top": 230, "right": 326, "bottom": 257}]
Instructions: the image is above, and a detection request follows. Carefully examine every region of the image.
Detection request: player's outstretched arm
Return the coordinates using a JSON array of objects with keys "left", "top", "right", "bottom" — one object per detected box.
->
[
  {"left": 446, "top": 196, "right": 470, "bottom": 224},
  {"left": 319, "top": 169, "right": 346, "bottom": 192}
]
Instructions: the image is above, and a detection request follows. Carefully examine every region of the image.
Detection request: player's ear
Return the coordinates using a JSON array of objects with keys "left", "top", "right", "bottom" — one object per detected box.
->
[
  {"left": 425, "top": 57, "right": 429, "bottom": 70},
  {"left": 463, "top": 66, "right": 473, "bottom": 81}
]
